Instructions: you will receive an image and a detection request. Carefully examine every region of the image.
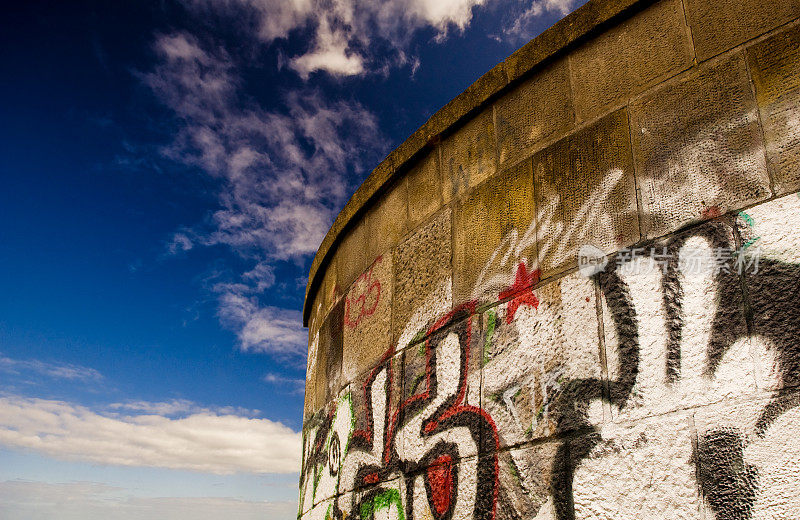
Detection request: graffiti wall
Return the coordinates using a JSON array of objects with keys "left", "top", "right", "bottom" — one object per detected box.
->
[{"left": 300, "top": 1, "right": 800, "bottom": 519}]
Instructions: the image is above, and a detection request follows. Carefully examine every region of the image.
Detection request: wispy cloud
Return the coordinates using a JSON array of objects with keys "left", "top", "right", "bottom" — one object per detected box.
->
[
  {"left": 181, "top": 0, "right": 489, "bottom": 78},
  {"left": 0, "top": 480, "right": 297, "bottom": 520},
  {"left": 143, "top": 33, "right": 383, "bottom": 353},
  {"left": 0, "top": 396, "right": 301, "bottom": 474},
  {"left": 144, "top": 34, "right": 382, "bottom": 263},
  {"left": 0, "top": 354, "right": 103, "bottom": 383},
  {"left": 262, "top": 373, "right": 305, "bottom": 394},
  {"left": 106, "top": 399, "right": 261, "bottom": 418},
  {"left": 216, "top": 293, "right": 306, "bottom": 355},
  {"left": 503, "top": 0, "right": 582, "bottom": 41}
]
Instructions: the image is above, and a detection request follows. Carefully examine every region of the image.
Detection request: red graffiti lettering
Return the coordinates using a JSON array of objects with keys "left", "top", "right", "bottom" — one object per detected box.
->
[
  {"left": 344, "top": 257, "right": 382, "bottom": 328},
  {"left": 428, "top": 454, "right": 454, "bottom": 517}
]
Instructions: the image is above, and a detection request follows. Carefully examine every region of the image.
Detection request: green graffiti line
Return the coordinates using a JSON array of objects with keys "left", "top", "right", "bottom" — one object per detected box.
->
[
  {"left": 508, "top": 457, "right": 522, "bottom": 486},
  {"left": 359, "top": 488, "right": 405, "bottom": 520},
  {"left": 483, "top": 308, "right": 497, "bottom": 367},
  {"left": 738, "top": 211, "right": 761, "bottom": 251},
  {"left": 412, "top": 328, "right": 426, "bottom": 348},
  {"left": 410, "top": 373, "right": 425, "bottom": 395}
]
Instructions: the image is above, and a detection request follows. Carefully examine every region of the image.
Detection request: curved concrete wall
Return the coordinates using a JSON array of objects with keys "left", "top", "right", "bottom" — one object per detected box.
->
[{"left": 298, "top": 0, "right": 800, "bottom": 518}]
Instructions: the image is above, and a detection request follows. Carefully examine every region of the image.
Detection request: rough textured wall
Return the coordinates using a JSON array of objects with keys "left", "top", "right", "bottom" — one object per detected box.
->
[{"left": 298, "top": 0, "right": 800, "bottom": 518}]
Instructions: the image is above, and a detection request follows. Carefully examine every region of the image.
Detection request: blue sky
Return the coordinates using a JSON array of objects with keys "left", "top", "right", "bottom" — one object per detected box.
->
[{"left": 0, "top": 0, "right": 584, "bottom": 517}]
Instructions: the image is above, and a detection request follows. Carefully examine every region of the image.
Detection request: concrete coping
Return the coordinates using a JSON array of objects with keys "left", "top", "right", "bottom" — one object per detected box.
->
[{"left": 303, "top": 0, "right": 656, "bottom": 326}]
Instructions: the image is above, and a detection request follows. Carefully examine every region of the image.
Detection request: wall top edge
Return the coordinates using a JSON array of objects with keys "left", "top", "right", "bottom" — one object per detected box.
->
[{"left": 302, "top": 0, "right": 655, "bottom": 326}]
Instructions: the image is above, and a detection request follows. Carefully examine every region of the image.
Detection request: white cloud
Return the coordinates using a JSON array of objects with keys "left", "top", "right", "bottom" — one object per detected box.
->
[
  {"left": 107, "top": 399, "right": 261, "bottom": 418},
  {"left": 145, "top": 2, "right": 584, "bottom": 353},
  {"left": 404, "top": 0, "right": 486, "bottom": 31},
  {"left": 178, "top": 0, "right": 488, "bottom": 78},
  {"left": 0, "top": 480, "right": 297, "bottom": 520},
  {"left": 145, "top": 34, "right": 381, "bottom": 260},
  {"left": 290, "top": 17, "right": 365, "bottom": 79},
  {"left": 145, "top": 33, "right": 383, "bottom": 352},
  {"left": 184, "top": 0, "right": 314, "bottom": 42},
  {"left": 504, "top": 0, "right": 580, "bottom": 40},
  {"left": 262, "top": 373, "right": 305, "bottom": 394},
  {"left": 0, "top": 396, "right": 301, "bottom": 474},
  {"left": 166, "top": 232, "right": 194, "bottom": 255},
  {"left": 0, "top": 354, "right": 103, "bottom": 383},
  {"left": 216, "top": 292, "right": 306, "bottom": 355}
]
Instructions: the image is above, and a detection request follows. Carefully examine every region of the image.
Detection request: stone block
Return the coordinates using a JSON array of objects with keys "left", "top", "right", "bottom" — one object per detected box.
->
[
  {"left": 494, "top": 442, "right": 564, "bottom": 520},
  {"left": 315, "top": 299, "right": 344, "bottom": 406},
  {"left": 452, "top": 160, "right": 536, "bottom": 304},
  {"left": 320, "top": 255, "right": 340, "bottom": 323},
  {"left": 482, "top": 273, "right": 603, "bottom": 449},
  {"left": 299, "top": 397, "right": 352, "bottom": 514},
  {"left": 306, "top": 290, "right": 323, "bottom": 355},
  {"left": 569, "top": 0, "right": 693, "bottom": 121},
  {"left": 569, "top": 413, "right": 702, "bottom": 519},
  {"left": 733, "top": 194, "right": 800, "bottom": 393},
  {"left": 631, "top": 53, "right": 770, "bottom": 239},
  {"left": 303, "top": 377, "right": 316, "bottom": 424},
  {"left": 440, "top": 109, "right": 497, "bottom": 203},
  {"left": 747, "top": 24, "right": 800, "bottom": 195},
  {"left": 686, "top": 0, "right": 800, "bottom": 62},
  {"left": 338, "top": 351, "right": 403, "bottom": 494},
  {"left": 304, "top": 330, "right": 320, "bottom": 420},
  {"left": 392, "top": 210, "right": 453, "bottom": 343},
  {"left": 600, "top": 221, "right": 752, "bottom": 423},
  {"left": 309, "top": 389, "right": 355, "bottom": 506},
  {"left": 495, "top": 58, "right": 574, "bottom": 166},
  {"left": 308, "top": 259, "right": 339, "bottom": 341},
  {"left": 342, "top": 255, "right": 394, "bottom": 385},
  {"left": 532, "top": 109, "right": 639, "bottom": 278},
  {"left": 336, "top": 218, "right": 368, "bottom": 295},
  {"left": 366, "top": 178, "right": 408, "bottom": 262},
  {"left": 303, "top": 497, "right": 333, "bottom": 520},
  {"left": 734, "top": 192, "right": 800, "bottom": 265},
  {"left": 402, "top": 454, "right": 491, "bottom": 520},
  {"left": 406, "top": 150, "right": 443, "bottom": 229},
  {"left": 399, "top": 308, "right": 482, "bottom": 464},
  {"left": 693, "top": 392, "right": 800, "bottom": 519}
]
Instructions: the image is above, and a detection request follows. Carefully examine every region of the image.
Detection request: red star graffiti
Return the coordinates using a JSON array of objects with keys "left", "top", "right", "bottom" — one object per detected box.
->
[{"left": 498, "top": 262, "right": 540, "bottom": 324}]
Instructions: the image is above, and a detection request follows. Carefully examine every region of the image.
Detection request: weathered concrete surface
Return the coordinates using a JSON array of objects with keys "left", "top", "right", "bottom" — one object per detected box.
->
[
  {"left": 300, "top": 0, "right": 800, "bottom": 518},
  {"left": 392, "top": 210, "right": 452, "bottom": 344},
  {"left": 631, "top": 53, "right": 770, "bottom": 238},
  {"left": 532, "top": 109, "right": 639, "bottom": 277},
  {"left": 453, "top": 160, "right": 535, "bottom": 304},
  {"left": 685, "top": 0, "right": 800, "bottom": 61},
  {"left": 304, "top": 0, "right": 678, "bottom": 321},
  {"left": 440, "top": 108, "right": 497, "bottom": 203},
  {"left": 748, "top": 23, "right": 800, "bottom": 195},
  {"left": 569, "top": 0, "right": 693, "bottom": 122},
  {"left": 482, "top": 273, "right": 602, "bottom": 448},
  {"left": 495, "top": 59, "right": 574, "bottom": 166},
  {"left": 314, "top": 299, "right": 344, "bottom": 411},
  {"left": 335, "top": 219, "right": 368, "bottom": 299},
  {"left": 406, "top": 151, "right": 442, "bottom": 229},
  {"left": 342, "top": 255, "right": 393, "bottom": 384},
  {"left": 366, "top": 180, "right": 408, "bottom": 263}
]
